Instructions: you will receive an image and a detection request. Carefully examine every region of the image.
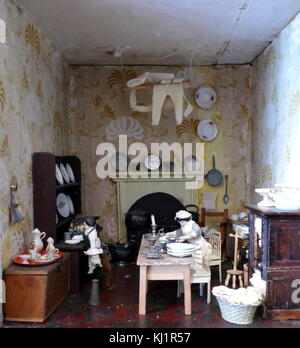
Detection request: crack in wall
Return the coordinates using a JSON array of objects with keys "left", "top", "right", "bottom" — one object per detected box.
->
[{"left": 213, "top": 0, "right": 251, "bottom": 65}]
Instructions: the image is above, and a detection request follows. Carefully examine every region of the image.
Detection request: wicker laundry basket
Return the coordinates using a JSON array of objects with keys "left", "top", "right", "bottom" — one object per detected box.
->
[{"left": 216, "top": 296, "right": 259, "bottom": 325}]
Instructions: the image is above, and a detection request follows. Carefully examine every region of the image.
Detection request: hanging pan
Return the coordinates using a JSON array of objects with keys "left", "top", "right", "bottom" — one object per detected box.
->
[{"left": 205, "top": 155, "right": 223, "bottom": 187}]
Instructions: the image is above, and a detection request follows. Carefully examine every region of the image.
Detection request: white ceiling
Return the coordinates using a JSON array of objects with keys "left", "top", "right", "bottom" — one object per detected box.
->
[{"left": 15, "top": 0, "right": 300, "bottom": 65}]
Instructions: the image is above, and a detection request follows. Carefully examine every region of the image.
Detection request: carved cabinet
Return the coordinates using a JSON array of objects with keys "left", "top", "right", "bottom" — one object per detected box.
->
[{"left": 245, "top": 205, "right": 300, "bottom": 320}]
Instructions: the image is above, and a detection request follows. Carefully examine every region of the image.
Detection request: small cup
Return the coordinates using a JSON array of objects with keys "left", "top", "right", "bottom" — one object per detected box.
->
[
  {"left": 29, "top": 249, "right": 37, "bottom": 260},
  {"left": 64, "top": 232, "right": 71, "bottom": 241},
  {"left": 47, "top": 248, "right": 59, "bottom": 259}
]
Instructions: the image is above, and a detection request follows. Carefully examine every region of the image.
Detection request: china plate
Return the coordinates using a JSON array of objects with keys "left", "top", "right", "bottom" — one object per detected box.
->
[
  {"left": 60, "top": 163, "right": 70, "bottom": 184},
  {"left": 55, "top": 164, "right": 64, "bottom": 185},
  {"left": 56, "top": 193, "right": 70, "bottom": 218},
  {"left": 110, "top": 152, "right": 128, "bottom": 171},
  {"left": 66, "top": 163, "right": 75, "bottom": 183},
  {"left": 66, "top": 195, "right": 74, "bottom": 215},
  {"left": 167, "top": 251, "right": 192, "bottom": 258},
  {"left": 197, "top": 120, "right": 218, "bottom": 141},
  {"left": 184, "top": 155, "right": 201, "bottom": 172},
  {"left": 167, "top": 243, "right": 195, "bottom": 251},
  {"left": 195, "top": 86, "right": 217, "bottom": 109}
]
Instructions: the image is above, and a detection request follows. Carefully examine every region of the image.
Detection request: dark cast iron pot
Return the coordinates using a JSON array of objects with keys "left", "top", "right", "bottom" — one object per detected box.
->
[{"left": 125, "top": 210, "right": 151, "bottom": 230}]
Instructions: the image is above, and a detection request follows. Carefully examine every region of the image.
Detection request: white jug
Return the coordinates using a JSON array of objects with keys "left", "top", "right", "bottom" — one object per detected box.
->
[{"left": 31, "top": 228, "right": 46, "bottom": 252}]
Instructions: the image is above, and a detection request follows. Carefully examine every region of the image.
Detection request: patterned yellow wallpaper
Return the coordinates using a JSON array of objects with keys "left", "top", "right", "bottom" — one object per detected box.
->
[
  {"left": 251, "top": 12, "right": 300, "bottom": 202},
  {"left": 0, "top": 0, "right": 70, "bottom": 268},
  {"left": 68, "top": 65, "right": 252, "bottom": 243}
]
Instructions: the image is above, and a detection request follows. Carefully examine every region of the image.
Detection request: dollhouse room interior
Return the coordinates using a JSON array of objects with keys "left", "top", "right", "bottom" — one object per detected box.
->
[{"left": 1, "top": 0, "right": 300, "bottom": 329}]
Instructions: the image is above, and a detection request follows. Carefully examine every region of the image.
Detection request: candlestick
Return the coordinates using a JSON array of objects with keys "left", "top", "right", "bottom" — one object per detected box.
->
[{"left": 151, "top": 214, "right": 156, "bottom": 226}]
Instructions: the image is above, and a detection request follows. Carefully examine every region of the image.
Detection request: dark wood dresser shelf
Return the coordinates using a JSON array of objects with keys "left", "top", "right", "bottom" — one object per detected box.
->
[{"left": 33, "top": 152, "right": 87, "bottom": 293}]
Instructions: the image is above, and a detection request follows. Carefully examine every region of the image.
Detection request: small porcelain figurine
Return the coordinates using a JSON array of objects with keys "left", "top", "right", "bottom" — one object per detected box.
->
[
  {"left": 166, "top": 210, "right": 204, "bottom": 249},
  {"left": 83, "top": 221, "right": 103, "bottom": 274}
]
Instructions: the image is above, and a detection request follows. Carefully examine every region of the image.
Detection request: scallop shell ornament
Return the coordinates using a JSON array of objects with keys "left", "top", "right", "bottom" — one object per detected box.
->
[{"left": 105, "top": 116, "right": 144, "bottom": 140}]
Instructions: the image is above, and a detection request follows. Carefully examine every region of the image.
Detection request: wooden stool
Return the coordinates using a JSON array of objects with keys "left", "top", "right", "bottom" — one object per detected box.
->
[
  {"left": 225, "top": 269, "right": 243, "bottom": 288},
  {"left": 225, "top": 233, "right": 244, "bottom": 289}
]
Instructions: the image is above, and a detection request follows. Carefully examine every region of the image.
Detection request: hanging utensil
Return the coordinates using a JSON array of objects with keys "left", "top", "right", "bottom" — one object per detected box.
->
[
  {"left": 9, "top": 177, "right": 24, "bottom": 224},
  {"left": 205, "top": 155, "right": 223, "bottom": 187},
  {"left": 223, "top": 175, "right": 229, "bottom": 204}
]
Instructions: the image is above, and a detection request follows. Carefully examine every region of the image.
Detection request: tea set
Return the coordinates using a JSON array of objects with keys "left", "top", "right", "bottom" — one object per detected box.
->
[{"left": 17, "top": 228, "right": 60, "bottom": 265}]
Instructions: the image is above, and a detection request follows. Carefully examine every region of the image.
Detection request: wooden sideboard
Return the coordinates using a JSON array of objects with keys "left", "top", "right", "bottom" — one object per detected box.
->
[{"left": 245, "top": 204, "right": 300, "bottom": 320}]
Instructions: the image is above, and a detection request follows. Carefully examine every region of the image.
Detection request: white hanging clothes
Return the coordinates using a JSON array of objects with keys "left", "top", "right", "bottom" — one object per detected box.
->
[{"left": 127, "top": 72, "right": 193, "bottom": 125}]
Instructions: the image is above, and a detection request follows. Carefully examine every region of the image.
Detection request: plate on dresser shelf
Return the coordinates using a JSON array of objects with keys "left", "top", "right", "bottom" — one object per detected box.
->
[
  {"left": 66, "top": 195, "right": 75, "bottom": 215},
  {"left": 56, "top": 193, "right": 70, "bottom": 218},
  {"left": 60, "top": 163, "right": 70, "bottom": 184},
  {"left": 66, "top": 163, "right": 75, "bottom": 183},
  {"left": 55, "top": 164, "right": 64, "bottom": 185}
]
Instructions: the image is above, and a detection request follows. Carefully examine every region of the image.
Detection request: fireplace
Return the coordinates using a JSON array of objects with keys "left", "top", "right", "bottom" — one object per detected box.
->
[
  {"left": 112, "top": 176, "right": 199, "bottom": 242},
  {"left": 125, "top": 192, "right": 185, "bottom": 259}
]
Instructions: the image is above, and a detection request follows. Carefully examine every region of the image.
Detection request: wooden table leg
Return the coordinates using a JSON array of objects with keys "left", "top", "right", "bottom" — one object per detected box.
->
[
  {"left": 139, "top": 265, "right": 147, "bottom": 315},
  {"left": 183, "top": 267, "right": 191, "bottom": 315}
]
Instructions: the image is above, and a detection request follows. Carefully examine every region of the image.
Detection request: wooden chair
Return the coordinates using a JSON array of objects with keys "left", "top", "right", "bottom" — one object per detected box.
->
[
  {"left": 200, "top": 208, "right": 228, "bottom": 262},
  {"left": 207, "top": 230, "right": 222, "bottom": 283},
  {"left": 177, "top": 243, "right": 212, "bottom": 304}
]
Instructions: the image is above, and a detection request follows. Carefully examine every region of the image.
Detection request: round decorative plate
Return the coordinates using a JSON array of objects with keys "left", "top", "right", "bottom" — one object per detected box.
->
[
  {"left": 59, "top": 163, "right": 70, "bottom": 184},
  {"left": 55, "top": 164, "right": 64, "bottom": 185},
  {"left": 67, "top": 195, "right": 75, "bottom": 215},
  {"left": 66, "top": 163, "right": 75, "bottom": 183},
  {"left": 144, "top": 154, "right": 161, "bottom": 171},
  {"left": 197, "top": 120, "right": 218, "bottom": 141},
  {"left": 56, "top": 193, "right": 70, "bottom": 218},
  {"left": 195, "top": 86, "right": 217, "bottom": 109},
  {"left": 184, "top": 155, "right": 201, "bottom": 172},
  {"left": 110, "top": 152, "right": 128, "bottom": 171}
]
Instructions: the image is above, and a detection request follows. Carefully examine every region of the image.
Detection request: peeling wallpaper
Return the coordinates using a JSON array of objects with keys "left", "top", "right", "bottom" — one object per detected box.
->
[
  {"left": 0, "top": 0, "right": 70, "bottom": 269},
  {"left": 251, "top": 12, "right": 300, "bottom": 202},
  {"left": 68, "top": 65, "right": 252, "bottom": 243}
]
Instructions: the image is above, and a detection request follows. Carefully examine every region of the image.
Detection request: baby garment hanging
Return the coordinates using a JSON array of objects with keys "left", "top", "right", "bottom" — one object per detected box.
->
[
  {"left": 152, "top": 83, "right": 193, "bottom": 125},
  {"left": 127, "top": 72, "right": 193, "bottom": 125}
]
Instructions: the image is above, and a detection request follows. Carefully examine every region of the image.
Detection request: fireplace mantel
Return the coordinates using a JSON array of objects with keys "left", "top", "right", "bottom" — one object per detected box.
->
[{"left": 112, "top": 175, "right": 201, "bottom": 240}]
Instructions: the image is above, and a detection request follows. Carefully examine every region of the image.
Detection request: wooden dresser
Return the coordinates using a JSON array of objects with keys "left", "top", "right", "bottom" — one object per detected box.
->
[
  {"left": 4, "top": 253, "right": 70, "bottom": 322},
  {"left": 245, "top": 205, "right": 300, "bottom": 320}
]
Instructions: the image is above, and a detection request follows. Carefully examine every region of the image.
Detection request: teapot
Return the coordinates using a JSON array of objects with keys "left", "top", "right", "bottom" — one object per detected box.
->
[{"left": 31, "top": 228, "right": 46, "bottom": 253}]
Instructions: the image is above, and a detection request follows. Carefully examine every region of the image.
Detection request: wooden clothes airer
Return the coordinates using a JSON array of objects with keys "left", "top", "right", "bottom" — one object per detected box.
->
[{"left": 225, "top": 232, "right": 244, "bottom": 289}]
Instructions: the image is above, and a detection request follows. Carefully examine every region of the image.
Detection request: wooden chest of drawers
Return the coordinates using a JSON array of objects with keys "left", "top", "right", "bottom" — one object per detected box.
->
[
  {"left": 245, "top": 205, "right": 300, "bottom": 320},
  {"left": 4, "top": 253, "right": 70, "bottom": 322}
]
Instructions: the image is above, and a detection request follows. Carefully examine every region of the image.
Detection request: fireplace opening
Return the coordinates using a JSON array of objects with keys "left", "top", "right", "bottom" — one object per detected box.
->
[{"left": 126, "top": 192, "right": 186, "bottom": 259}]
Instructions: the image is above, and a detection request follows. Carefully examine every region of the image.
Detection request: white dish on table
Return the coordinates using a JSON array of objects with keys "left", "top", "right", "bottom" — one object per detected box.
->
[
  {"left": 167, "top": 251, "right": 193, "bottom": 258},
  {"left": 167, "top": 243, "right": 195, "bottom": 252}
]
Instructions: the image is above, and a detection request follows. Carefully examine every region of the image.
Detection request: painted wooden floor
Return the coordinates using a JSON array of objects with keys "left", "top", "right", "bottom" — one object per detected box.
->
[{"left": 4, "top": 263, "right": 300, "bottom": 328}]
